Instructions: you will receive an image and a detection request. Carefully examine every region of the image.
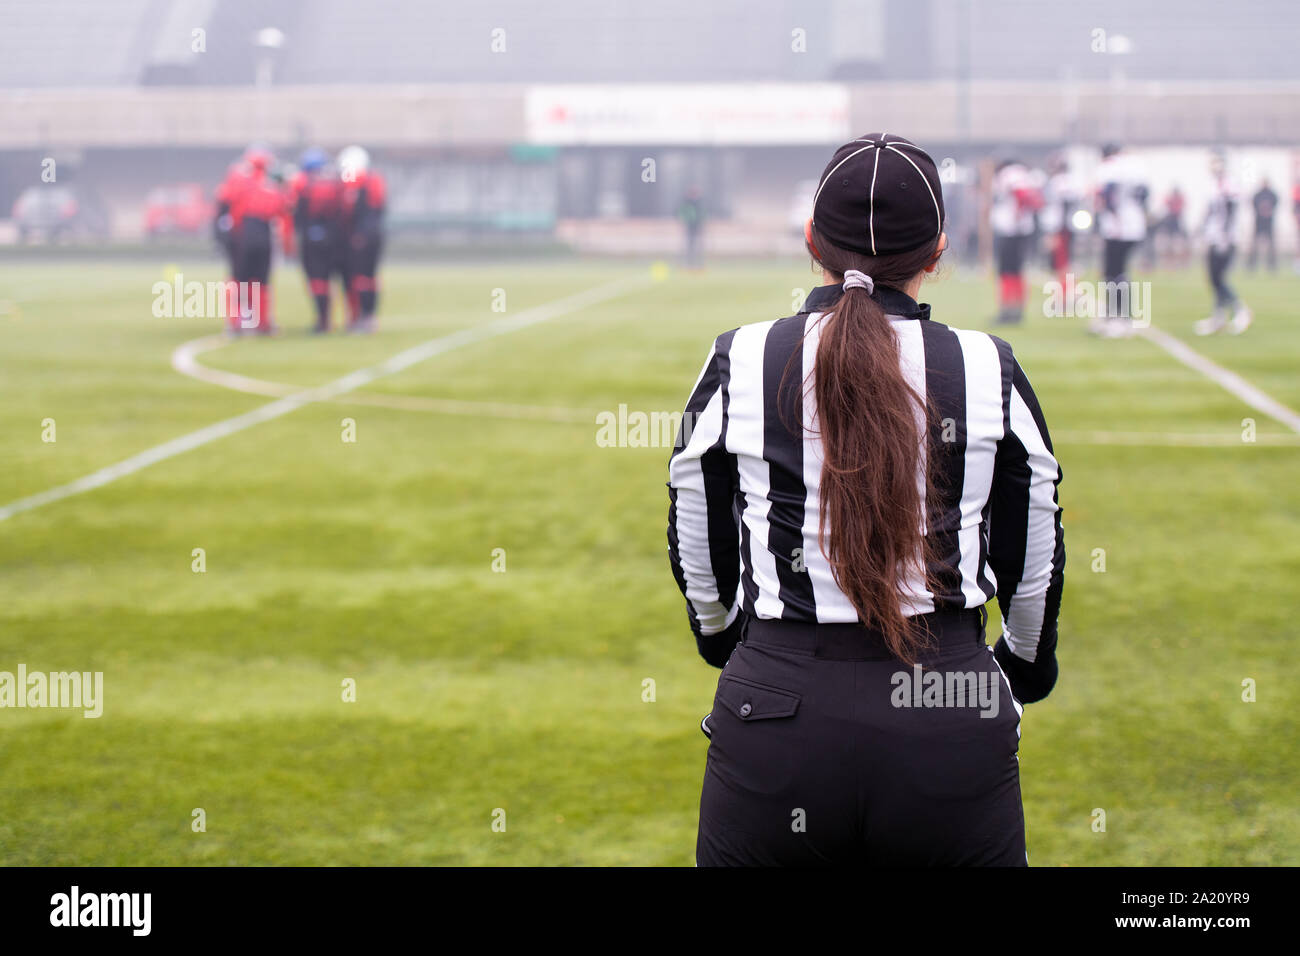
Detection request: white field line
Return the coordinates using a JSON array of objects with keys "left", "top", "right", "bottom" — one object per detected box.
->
[
  {"left": 1139, "top": 325, "right": 1300, "bottom": 435},
  {"left": 172, "top": 335, "right": 593, "bottom": 423},
  {"left": 171, "top": 336, "right": 291, "bottom": 397},
  {"left": 174, "top": 332, "right": 1300, "bottom": 446},
  {"left": 0, "top": 276, "right": 646, "bottom": 522}
]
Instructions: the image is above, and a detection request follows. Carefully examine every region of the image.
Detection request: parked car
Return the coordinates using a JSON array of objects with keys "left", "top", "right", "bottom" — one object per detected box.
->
[
  {"left": 143, "top": 183, "right": 212, "bottom": 238},
  {"left": 12, "top": 185, "right": 108, "bottom": 242}
]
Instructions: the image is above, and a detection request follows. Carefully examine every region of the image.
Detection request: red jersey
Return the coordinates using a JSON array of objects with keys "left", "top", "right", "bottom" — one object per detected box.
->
[
  {"left": 229, "top": 169, "right": 294, "bottom": 255},
  {"left": 342, "top": 170, "right": 387, "bottom": 236},
  {"left": 215, "top": 162, "right": 253, "bottom": 210},
  {"left": 290, "top": 170, "right": 344, "bottom": 236}
]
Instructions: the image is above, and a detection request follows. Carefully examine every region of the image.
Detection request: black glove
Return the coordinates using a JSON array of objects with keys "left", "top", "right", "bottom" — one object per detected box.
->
[
  {"left": 993, "top": 636, "right": 1058, "bottom": 704},
  {"left": 696, "top": 612, "right": 745, "bottom": 668}
]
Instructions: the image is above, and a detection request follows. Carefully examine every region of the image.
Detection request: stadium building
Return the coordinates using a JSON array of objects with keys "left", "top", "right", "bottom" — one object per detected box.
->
[{"left": 2, "top": 0, "right": 1298, "bottom": 253}]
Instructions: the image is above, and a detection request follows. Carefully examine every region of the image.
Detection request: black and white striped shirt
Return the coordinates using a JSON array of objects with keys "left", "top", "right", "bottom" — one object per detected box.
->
[{"left": 667, "top": 282, "right": 1065, "bottom": 678}]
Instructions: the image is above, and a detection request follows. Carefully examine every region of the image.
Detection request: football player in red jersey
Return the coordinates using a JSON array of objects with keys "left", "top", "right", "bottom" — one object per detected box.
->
[
  {"left": 227, "top": 148, "right": 294, "bottom": 335},
  {"left": 213, "top": 152, "right": 258, "bottom": 326},
  {"left": 290, "top": 148, "right": 346, "bottom": 334},
  {"left": 338, "top": 145, "right": 386, "bottom": 333}
]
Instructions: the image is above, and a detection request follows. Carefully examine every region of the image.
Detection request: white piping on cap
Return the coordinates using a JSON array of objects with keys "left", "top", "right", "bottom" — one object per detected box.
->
[
  {"left": 811, "top": 143, "right": 876, "bottom": 224},
  {"left": 885, "top": 144, "right": 943, "bottom": 238},
  {"left": 868, "top": 147, "right": 882, "bottom": 254}
]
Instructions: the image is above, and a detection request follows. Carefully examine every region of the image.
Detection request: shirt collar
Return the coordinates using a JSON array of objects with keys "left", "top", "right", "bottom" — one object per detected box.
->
[{"left": 800, "top": 282, "right": 930, "bottom": 321}]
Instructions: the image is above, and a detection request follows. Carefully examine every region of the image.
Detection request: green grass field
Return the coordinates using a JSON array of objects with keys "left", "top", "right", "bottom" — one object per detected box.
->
[{"left": 1, "top": 255, "right": 1297, "bottom": 865}]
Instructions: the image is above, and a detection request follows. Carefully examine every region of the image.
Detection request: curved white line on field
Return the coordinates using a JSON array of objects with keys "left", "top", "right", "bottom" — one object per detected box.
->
[
  {"left": 170, "top": 334, "right": 594, "bottom": 423},
  {"left": 171, "top": 335, "right": 296, "bottom": 397},
  {"left": 169, "top": 338, "right": 1300, "bottom": 445},
  {"left": 0, "top": 277, "right": 647, "bottom": 521}
]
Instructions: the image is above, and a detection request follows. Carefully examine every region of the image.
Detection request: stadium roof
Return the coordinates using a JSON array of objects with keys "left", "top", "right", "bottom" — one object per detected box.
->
[{"left": 1, "top": 0, "right": 1298, "bottom": 89}]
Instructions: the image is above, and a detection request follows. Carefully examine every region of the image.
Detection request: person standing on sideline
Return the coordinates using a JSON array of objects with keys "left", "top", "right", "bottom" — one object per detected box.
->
[
  {"left": 1196, "top": 155, "right": 1252, "bottom": 336},
  {"left": 1161, "top": 186, "right": 1190, "bottom": 268},
  {"left": 1092, "top": 143, "right": 1148, "bottom": 337},
  {"left": 1292, "top": 180, "right": 1300, "bottom": 273},
  {"left": 338, "top": 145, "right": 387, "bottom": 333},
  {"left": 678, "top": 187, "right": 706, "bottom": 270},
  {"left": 667, "top": 133, "right": 1065, "bottom": 867},
  {"left": 1040, "top": 154, "right": 1080, "bottom": 299},
  {"left": 290, "top": 148, "right": 346, "bottom": 334},
  {"left": 1248, "top": 178, "right": 1278, "bottom": 273},
  {"left": 988, "top": 158, "right": 1042, "bottom": 325}
]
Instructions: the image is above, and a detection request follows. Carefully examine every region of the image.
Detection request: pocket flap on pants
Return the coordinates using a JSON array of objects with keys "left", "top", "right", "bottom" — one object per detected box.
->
[{"left": 716, "top": 675, "right": 800, "bottom": 721}]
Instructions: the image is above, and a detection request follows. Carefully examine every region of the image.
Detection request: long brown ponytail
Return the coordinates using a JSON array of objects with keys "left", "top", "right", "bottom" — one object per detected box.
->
[{"left": 803, "top": 222, "right": 943, "bottom": 664}]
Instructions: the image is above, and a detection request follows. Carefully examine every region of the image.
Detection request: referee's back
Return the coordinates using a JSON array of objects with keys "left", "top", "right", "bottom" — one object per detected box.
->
[{"left": 667, "top": 133, "right": 1065, "bottom": 866}]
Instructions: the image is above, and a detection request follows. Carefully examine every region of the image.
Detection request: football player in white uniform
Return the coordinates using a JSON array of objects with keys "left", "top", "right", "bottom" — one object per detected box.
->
[
  {"left": 1195, "top": 154, "right": 1252, "bottom": 336},
  {"left": 989, "top": 159, "right": 1043, "bottom": 325},
  {"left": 1093, "top": 143, "right": 1149, "bottom": 337}
]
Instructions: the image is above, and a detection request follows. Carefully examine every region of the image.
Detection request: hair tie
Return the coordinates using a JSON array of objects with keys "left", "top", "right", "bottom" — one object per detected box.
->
[{"left": 842, "top": 270, "right": 874, "bottom": 294}]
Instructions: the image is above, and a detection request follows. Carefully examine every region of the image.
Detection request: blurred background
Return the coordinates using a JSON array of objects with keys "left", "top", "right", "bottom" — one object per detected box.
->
[{"left": 2, "top": 0, "right": 1298, "bottom": 261}]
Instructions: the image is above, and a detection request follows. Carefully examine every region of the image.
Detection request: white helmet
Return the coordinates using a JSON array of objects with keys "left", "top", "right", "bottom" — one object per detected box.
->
[{"left": 338, "top": 145, "right": 370, "bottom": 181}]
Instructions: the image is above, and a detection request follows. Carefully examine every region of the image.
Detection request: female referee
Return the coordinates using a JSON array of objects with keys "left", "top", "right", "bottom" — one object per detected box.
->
[{"left": 667, "top": 133, "right": 1065, "bottom": 866}]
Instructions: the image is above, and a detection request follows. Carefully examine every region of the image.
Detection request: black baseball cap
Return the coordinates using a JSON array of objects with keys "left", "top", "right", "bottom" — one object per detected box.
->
[{"left": 811, "top": 133, "right": 945, "bottom": 257}]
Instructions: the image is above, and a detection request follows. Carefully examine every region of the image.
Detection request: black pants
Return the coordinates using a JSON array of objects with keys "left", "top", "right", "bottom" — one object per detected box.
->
[
  {"left": 1102, "top": 238, "right": 1136, "bottom": 285},
  {"left": 233, "top": 220, "right": 272, "bottom": 285},
  {"left": 346, "top": 231, "right": 384, "bottom": 319},
  {"left": 301, "top": 232, "right": 344, "bottom": 327},
  {"left": 1101, "top": 238, "right": 1138, "bottom": 319},
  {"left": 993, "top": 233, "right": 1027, "bottom": 276},
  {"left": 696, "top": 610, "right": 1027, "bottom": 866},
  {"left": 1248, "top": 227, "right": 1275, "bottom": 271},
  {"left": 684, "top": 226, "right": 702, "bottom": 269},
  {"left": 301, "top": 232, "right": 342, "bottom": 282},
  {"left": 1208, "top": 246, "right": 1237, "bottom": 309},
  {"left": 347, "top": 232, "right": 383, "bottom": 279}
]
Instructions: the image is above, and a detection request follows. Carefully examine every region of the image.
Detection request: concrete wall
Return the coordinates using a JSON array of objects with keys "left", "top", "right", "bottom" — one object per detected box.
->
[{"left": 4, "top": 82, "right": 1299, "bottom": 150}]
